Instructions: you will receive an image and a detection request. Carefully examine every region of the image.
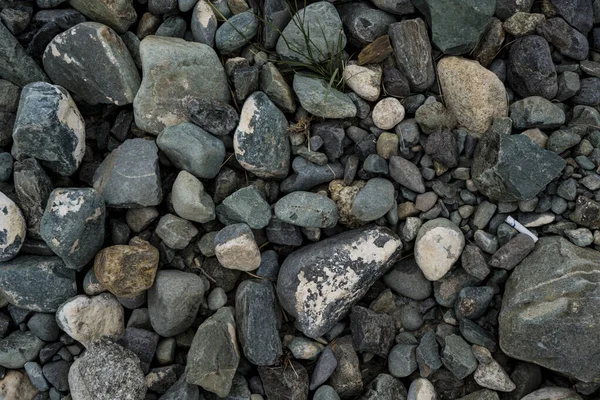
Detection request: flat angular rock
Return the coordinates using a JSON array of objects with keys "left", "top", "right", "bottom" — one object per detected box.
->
[
  {"left": 442, "top": 334, "right": 477, "bottom": 379},
  {"left": 12, "top": 82, "right": 85, "bottom": 176},
  {"left": 350, "top": 306, "right": 395, "bottom": 357},
  {"left": 186, "top": 307, "right": 240, "bottom": 397},
  {"left": 438, "top": 57, "right": 508, "bottom": 137},
  {"left": 40, "top": 188, "right": 105, "bottom": 270},
  {"left": 0, "top": 21, "right": 48, "bottom": 87},
  {"left": 277, "top": 225, "right": 402, "bottom": 338},
  {"left": 388, "top": 18, "right": 434, "bottom": 92},
  {"left": 216, "top": 186, "right": 272, "bottom": 229},
  {"left": 159, "top": 374, "right": 200, "bottom": 400},
  {"left": 188, "top": 98, "right": 238, "bottom": 136},
  {"left": 0, "top": 256, "right": 76, "bottom": 312},
  {"left": 69, "top": 0, "right": 137, "bottom": 33},
  {"left": 133, "top": 36, "right": 229, "bottom": 135},
  {"left": 293, "top": 75, "right": 356, "bottom": 119},
  {"left": 260, "top": 62, "right": 296, "bottom": 113},
  {"left": 536, "top": 17, "right": 589, "bottom": 60},
  {"left": 148, "top": 270, "right": 206, "bottom": 337},
  {"left": 234, "top": 91, "right": 290, "bottom": 179},
  {"left": 500, "top": 237, "right": 600, "bottom": 382},
  {"left": 549, "top": 0, "right": 593, "bottom": 34},
  {"left": 274, "top": 191, "right": 338, "bottom": 228},
  {"left": 259, "top": 361, "right": 309, "bottom": 400},
  {"left": 93, "top": 138, "right": 163, "bottom": 208},
  {"left": 414, "top": 218, "right": 465, "bottom": 281},
  {"left": 68, "top": 338, "right": 146, "bottom": 400},
  {"left": 472, "top": 128, "right": 566, "bottom": 201},
  {"left": 507, "top": 35, "right": 557, "bottom": 100},
  {"left": 510, "top": 96, "right": 566, "bottom": 129},
  {"left": 172, "top": 170, "right": 215, "bottom": 223},
  {"left": 236, "top": 280, "right": 282, "bottom": 366},
  {"left": 43, "top": 22, "right": 140, "bottom": 106},
  {"left": 0, "top": 191, "right": 25, "bottom": 262}
]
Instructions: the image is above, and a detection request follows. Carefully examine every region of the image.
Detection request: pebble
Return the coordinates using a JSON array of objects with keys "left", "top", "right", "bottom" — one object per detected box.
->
[
  {"left": 27, "top": 313, "right": 60, "bottom": 342},
  {"left": 489, "top": 234, "right": 535, "bottom": 270},
  {"left": 441, "top": 334, "right": 478, "bottom": 379},
  {"left": 350, "top": 306, "right": 395, "bottom": 357},
  {"left": 0, "top": 370, "right": 38, "bottom": 399},
  {"left": 310, "top": 346, "right": 338, "bottom": 390},
  {"left": 25, "top": 361, "right": 49, "bottom": 391},
  {"left": 389, "top": 155, "right": 425, "bottom": 193},
  {"left": 287, "top": 336, "right": 323, "bottom": 360},
  {"left": 537, "top": 17, "right": 589, "bottom": 60},
  {"left": 472, "top": 346, "right": 516, "bottom": 392},
  {"left": 191, "top": 0, "right": 216, "bottom": 45},
  {"left": 259, "top": 62, "right": 296, "bottom": 113},
  {"left": 156, "top": 214, "right": 199, "bottom": 250},
  {"left": 565, "top": 227, "right": 594, "bottom": 247},
  {"left": 126, "top": 207, "right": 159, "bottom": 233},
  {"left": 407, "top": 378, "right": 436, "bottom": 400},
  {"left": 388, "top": 344, "right": 417, "bottom": 378},
  {"left": 343, "top": 63, "right": 382, "bottom": 102},
  {"left": 215, "top": 223, "right": 261, "bottom": 271},
  {"left": 384, "top": 258, "right": 432, "bottom": 300},
  {"left": 0, "top": 331, "right": 44, "bottom": 368},
  {"left": 414, "top": 218, "right": 465, "bottom": 281},
  {"left": 216, "top": 10, "right": 258, "bottom": 53},
  {"left": 503, "top": 12, "right": 545, "bottom": 36},
  {"left": 314, "top": 385, "right": 341, "bottom": 400},
  {"left": 508, "top": 35, "right": 557, "bottom": 100},
  {"left": 42, "top": 359, "right": 70, "bottom": 391},
  {"left": 351, "top": 178, "right": 395, "bottom": 222},
  {"left": 188, "top": 98, "right": 238, "bottom": 136},
  {"left": 455, "top": 286, "right": 494, "bottom": 320},
  {"left": 510, "top": 96, "right": 566, "bottom": 129},
  {"left": 521, "top": 388, "right": 583, "bottom": 400},
  {"left": 293, "top": 75, "right": 357, "bottom": 119},
  {"left": 372, "top": 97, "right": 405, "bottom": 130},
  {"left": 274, "top": 191, "right": 338, "bottom": 228},
  {"left": 172, "top": 171, "right": 215, "bottom": 224},
  {"left": 69, "top": 0, "right": 136, "bottom": 33},
  {"left": 329, "top": 335, "right": 362, "bottom": 397},
  {"left": 0, "top": 191, "right": 25, "bottom": 262}
]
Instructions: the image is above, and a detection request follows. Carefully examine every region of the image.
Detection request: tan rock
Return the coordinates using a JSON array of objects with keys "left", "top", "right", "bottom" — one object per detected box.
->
[
  {"left": 343, "top": 63, "right": 382, "bottom": 102},
  {"left": 397, "top": 201, "right": 420, "bottom": 220},
  {"left": 94, "top": 237, "right": 159, "bottom": 298},
  {"left": 0, "top": 370, "right": 38, "bottom": 400},
  {"left": 329, "top": 180, "right": 366, "bottom": 228},
  {"left": 377, "top": 132, "right": 399, "bottom": 160},
  {"left": 438, "top": 57, "right": 508, "bottom": 137},
  {"left": 522, "top": 128, "right": 548, "bottom": 148}
]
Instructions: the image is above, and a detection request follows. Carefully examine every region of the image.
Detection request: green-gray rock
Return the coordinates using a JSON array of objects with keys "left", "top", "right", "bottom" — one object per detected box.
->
[
  {"left": 133, "top": 35, "right": 229, "bottom": 135},
  {"left": 233, "top": 91, "right": 290, "bottom": 179},
  {"left": 274, "top": 191, "right": 339, "bottom": 228},
  {"left": 510, "top": 96, "right": 566, "bottom": 129},
  {"left": 0, "top": 21, "right": 48, "bottom": 87},
  {"left": 276, "top": 1, "right": 346, "bottom": 64},
  {"left": 43, "top": 22, "right": 140, "bottom": 106},
  {"left": 500, "top": 237, "right": 600, "bottom": 383},
  {"left": 215, "top": 11, "right": 258, "bottom": 54},
  {"left": 0, "top": 331, "right": 44, "bottom": 369},
  {"left": 293, "top": 75, "right": 356, "bottom": 119},
  {"left": 351, "top": 178, "right": 395, "bottom": 222},
  {"left": 260, "top": 62, "right": 296, "bottom": 113},
  {"left": 69, "top": 0, "right": 137, "bottom": 33},
  {"left": 216, "top": 186, "right": 272, "bottom": 229}
]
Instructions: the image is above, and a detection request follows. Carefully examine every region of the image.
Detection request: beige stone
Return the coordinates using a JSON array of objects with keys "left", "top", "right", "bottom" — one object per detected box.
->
[
  {"left": 503, "top": 12, "right": 545, "bottom": 37},
  {"left": 372, "top": 97, "right": 405, "bottom": 130},
  {"left": 522, "top": 128, "right": 548, "bottom": 148},
  {"left": 438, "top": 57, "right": 508, "bottom": 137},
  {"left": 329, "top": 180, "right": 366, "bottom": 228},
  {"left": 343, "top": 63, "right": 382, "bottom": 102},
  {"left": 0, "top": 370, "right": 38, "bottom": 400}
]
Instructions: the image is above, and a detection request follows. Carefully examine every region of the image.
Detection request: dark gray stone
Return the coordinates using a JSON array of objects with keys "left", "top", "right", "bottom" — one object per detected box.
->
[
  {"left": 216, "top": 11, "right": 258, "bottom": 53},
  {"left": 329, "top": 335, "right": 362, "bottom": 397},
  {"left": 389, "top": 156, "right": 425, "bottom": 193},
  {"left": 383, "top": 258, "right": 432, "bottom": 300},
  {"left": 217, "top": 186, "right": 272, "bottom": 229},
  {"left": 489, "top": 233, "right": 535, "bottom": 270},
  {"left": 338, "top": 3, "right": 396, "bottom": 46},
  {"left": 234, "top": 91, "right": 290, "bottom": 179},
  {"left": 460, "top": 318, "right": 497, "bottom": 351},
  {"left": 557, "top": 71, "right": 580, "bottom": 101},
  {"left": 259, "top": 361, "right": 309, "bottom": 400},
  {"left": 359, "top": 374, "right": 406, "bottom": 400},
  {"left": 550, "top": 0, "right": 593, "bottom": 34},
  {"left": 495, "top": 0, "right": 534, "bottom": 20},
  {"left": 0, "top": 331, "right": 44, "bottom": 369},
  {"left": 416, "top": 330, "right": 442, "bottom": 377},
  {"left": 189, "top": 98, "right": 238, "bottom": 136},
  {"left": 460, "top": 245, "right": 491, "bottom": 280},
  {"left": 116, "top": 328, "right": 159, "bottom": 374},
  {"left": 499, "top": 237, "right": 600, "bottom": 382},
  {"left": 370, "top": 0, "right": 414, "bottom": 14},
  {"left": 350, "top": 306, "right": 395, "bottom": 357},
  {"left": 42, "top": 360, "right": 69, "bottom": 391},
  {"left": 547, "top": 129, "right": 582, "bottom": 153},
  {"left": 274, "top": 191, "right": 338, "bottom": 228},
  {"left": 263, "top": 0, "right": 291, "bottom": 49},
  {"left": 455, "top": 286, "right": 494, "bottom": 320},
  {"left": 277, "top": 226, "right": 402, "bottom": 338},
  {"left": 310, "top": 346, "right": 338, "bottom": 390},
  {"left": 12, "top": 82, "right": 85, "bottom": 176},
  {"left": 93, "top": 138, "right": 163, "bottom": 208},
  {"left": 472, "top": 128, "right": 566, "bottom": 201},
  {"left": 572, "top": 77, "right": 600, "bottom": 106},
  {"left": 68, "top": 0, "right": 136, "bottom": 33},
  {"left": 25, "top": 361, "right": 49, "bottom": 391},
  {"left": 504, "top": 362, "right": 541, "bottom": 400},
  {"left": 314, "top": 385, "right": 340, "bottom": 400},
  {"left": 424, "top": 127, "right": 458, "bottom": 168},
  {"left": 233, "top": 65, "right": 259, "bottom": 103},
  {"left": 536, "top": 17, "right": 589, "bottom": 60},
  {"left": 159, "top": 374, "right": 200, "bottom": 400},
  {"left": 280, "top": 157, "right": 344, "bottom": 193},
  {"left": 434, "top": 268, "right": 481, "bottom": 308},
  {"left": 148, "top": 0, "right": 177, "bottom": 13},
  {"left": 0, "top": 20, "right": 48, "bottom": 87},
  {"left": 441, "top": 334, "right": 477, "bottom": 379},
  {"left": 383, "top": 67, "right": 410, "bottom": 98},
  {"left": 156, "top": 15, "right": 186, "bottom": 38},
  {"left": 507, "top": 35, "right": 557, "bottom": 100},
  {"left": 510, "top": 96, "right": 565, "bottom": 130},
  {"left": 412, "top": 0, "right": 495, "bottom": 55},
  {"left": 256, "top": 250, "right": 280, "bottom": 280},
  {"left": 0, "top": 256, "right": 76, "bottom": 312},
  {"left": 27, "top": 313, "right": 60, "bottom": 342},
  {"left": 352, "top": 178, "right": 395, "bottom": 222},
  {"left": 388, "top": 18, "right": 434, "bottom": 92},
  {"left": 312, "top": 121, "right": 345, "bottom": 161},
  {"left": 388, "top": 344, "right": 417, "bottom": 378},
  {"left": 260, "top": 62, "right": 296, "bottom": 113},
  {"left": 266, "top": 217, "right": 303, "bottom": 246},
  {"left": 570, "top": 196, "right": 600, "bottom": 229}
]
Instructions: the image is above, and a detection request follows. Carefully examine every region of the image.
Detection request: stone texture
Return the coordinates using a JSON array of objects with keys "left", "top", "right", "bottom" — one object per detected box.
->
[
  {"left": 507, "top": 35, "right": 558, "bottom": 100},
  {"left": 259, "top": 362, "right": 309, "bottom": 400},
  {"left": 293, "top": 75, "right": 357, "bottom": 119},
  {"left": 0, "top": 191, "right": 25, "bottom": 262},
  {"left": 274, "top": 191, "right": 338, "bottom": 228},
  {"left": 0, "top": 331, "right": 44, "bottom": 368},
  {"left": 69, "top": 0, "right": 136, "bottom": 33},
  {"left": 0, "top": 20, "right": 49, "bottom": 87},
  {"left": 216, "top": 186, "right": 272, "bottom": 229},
  {"left": 0, "top": 370, "right": 38, "bottom": 399},
  {"left": 214, "top": 223, "right": 261, "bottom": 271},
  {"left": 172, "top": 170, "right": 215, "bottom": 223},
  {"left": 414, "top": 218, "right": 465, "bottom": 281}
]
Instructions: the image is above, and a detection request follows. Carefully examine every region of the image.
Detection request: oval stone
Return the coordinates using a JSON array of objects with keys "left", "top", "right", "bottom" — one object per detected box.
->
[{"left": 274, "top": 191, "right": 339, "bottom": 228}]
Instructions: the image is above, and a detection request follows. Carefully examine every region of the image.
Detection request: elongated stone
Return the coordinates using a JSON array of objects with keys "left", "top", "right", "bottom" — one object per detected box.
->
[
  {"left": 274, "top": 191, "right": 339, "bottom": 228},
  {"left": 0, "top": 21, "right": 48, "bottom": 87},
  {"left": 69, "top": 0, "right": 137, "bottom": 33}
]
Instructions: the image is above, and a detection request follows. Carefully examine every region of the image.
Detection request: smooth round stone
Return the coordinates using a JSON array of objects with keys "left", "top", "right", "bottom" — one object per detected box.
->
[
  {"left": 56, "top": 293, "right": 125, "bottom": 347},
  {"left": 414, "top": 218, "right": 465, "bottom": 281},
  {"left": 293, "top": 75, "right": 357, "bottom": 119},
  {"left": 351, "top": 178, "right": 395, "bottom": 222},
  {"left": 384, "top": 258, "right": 432, "bottom": 300},
  {"left": 372, "top": 98, "right": 405, "bottom": 130},
  {"left": 94, "top": 238, "right": 159, "bottom": 298},
  {"left": 191, "top": 0, "right": 216, "bottom": 45},
  {"left": 0, "top": 331, "right": 44, "bottom": 369},
  {"left": 172, "top": 170, "right": 215, "bottom": 223},
  {"left": 215, "top": 11, "right": 258, "bottom": 53},
  {"left": 407, "top": 378, "right": 436, "bottom": 400},
  {"left": 25, "top": 361, "right": 49, "bottom": 391},
  {"left": 0, "top": 191, "right": 26, "bottom": 262},
  {"left": 157, "top": 122, "right": 225, "bottom": 180},
  {"left": 343, "top": 63, "right": 382, "bottom": 102},
  {"left": 27, "top": 313, "right": 61, "bottom": 342},
  {"left": 216, "top": 186, "right": 272, "bottom": 229},
  {"left": 214, "top": 223, "right": 261, "bottom": 271},
  {"left": 274, "top": 191, "right": 339, "bottom": 228},
  {"left": 287, "top": 336, "right": 323, "bottom": 360},
  {"left": 388, "top": 344, "right": 417, "bottom": 378},
  {"left": 155, "top": 15, "right": 187, "bottom": 38},
  {"left": 208, "top": 287, "right": 227, "bottom": 310},
  {"left": 398, "top": 305, "right": 423, "bottom": 331},
  {"left": 314, "top": 385, "right": 341, "bottom": 400}
]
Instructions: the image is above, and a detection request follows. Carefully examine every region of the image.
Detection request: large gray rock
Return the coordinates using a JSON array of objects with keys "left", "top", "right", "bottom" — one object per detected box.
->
[
  {"left": 0, "top": 21, "right": 48, "bottom": 87},
  {"left": 68, "top": 338, "right": 146, "bottom": 400},
  {"left": 293, "top": 75, "right": 357, "bottom": 119},
  {"left": 133, "top": 36, "right": 230, "bottom": 135},
  {"left": 93, "top": 138, "right": 163, "bottom": 208},
  {"left": 500, "top": 237, "right": 600, "bottom": 383},
  {"left": 186, "top": 307, "right": 240, "bottom": 397},
  {"left": 12, "top": 82, "right": 85, "bottom": 176},
  {"left": 234, "top": 91, "right": 290, "bottom": 179},
  {"left": 0, "top": 256, "right": 76, "bottom": 312},
  {"left": 472, "top": 128, "right": 566, "bottom": 201},
  {"left": 276, "top": 1, "right": 346, "bottom": 64},
  {"left": 277, "top": 226, "right": 402, "bottom": 338},
  {"left": 43, "top": 22, "right": 140, "bottom": 106},
  {"left": 69, "top": 0, "right": 137, "bottom": 33},
  {"left": 507, "top": 35, "right": 558, "bottom": 100}
]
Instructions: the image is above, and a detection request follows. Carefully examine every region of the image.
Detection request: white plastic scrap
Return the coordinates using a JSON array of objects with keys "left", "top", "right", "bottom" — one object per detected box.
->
[{"left": 505, "top": 216, "right": 539, "bottom": 243}]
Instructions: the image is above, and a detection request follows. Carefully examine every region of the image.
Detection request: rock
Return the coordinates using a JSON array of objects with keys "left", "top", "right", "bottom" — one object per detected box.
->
[
  {"left": 473, "top": 346, "right": 516, "bottom": 392},
  {"left": 536, "top": 17, "right": 589, "bottom": 60},
  {"left": 388, "top": 18, "right": 434, "bottom": 92},
  {"left": 216, "top": 186, "right": 272, "bottom": 229},
  {"left": 0, "top": 369, "right": 37, "bottom": 399},
  {"left": 117, "top": 328, "right": 158, "bottom": 374},
  {"left": 460, "top": 318, "right": 497, "bottom": 351},
  {"left": 549, "top": 0, "right": 593, "bottom": 34},
  {"left": 507, "top": 35, "right": 557, "bottom": 100},
  {"left": 547, "top": 129, "right": 581, "bottom": 153},
  {"left": 350, "top": 306, "right": 395, "bottom": 357},
  {"left": 461, "top": 244, "right": 491, "bottom": 280},
  {"left": 281, "top": 157, "right": 344, "bottom": 193},
  {"left": 191, "top": 0, "right": 217, "bottom": 46},
  {"left": 68, "top": 338, "right": 146, "bottom": 400},
  {"left": 489, "top": 234, "right": 535, "bottom": 270},
  {"left": 277, "top": 225, "right": 402, "bottom": 338},
  {"left": 351, "top": 178, "right": 395, "bottom": 222},
  {"left": 521, "top": 388, "right": 582, "bottom": 400},
  {"left": 441, "top": 334, "right": 478, "bottom": 379},
  {"left": 13, "top": 159, "right": 53, "bottom": 240},
  {"left": 155, "top": 15, "right": 187, "bottom": 38},
  {"left": 416, "top": 330, "right": 442, "bottom": 376},
  {"left": 69, "top": 0, "right": 136, "bottom": 33},
  {"left": 56, "top": 293, "right": 124, "bottom": 347},
  {"left": 216, "top": 11, "right": 258, "bottom": 53},
  {"left": 288, "top": 336, "right": 323, "bottom": 360},
  {"left": 310, "top": 346, "right": 337, "bottom": 390},
  {"left": 133, "top": 36, "right": 229, "bottom": 135},
  {"left": 259, "top": 362, "right": 309, "bottom": 400},
  {"left": 343, "top": 63, "right": 381, "bottom": 102},
  {"left": 234, "top": 91, "right": 290, "bottom": 179},
  {"left": 12, "top": 82, "right": 85, "bottom": 176},
  {"left": 93, "top": 138, "right": 162, "bottom": 208},
  {"left": 260, "top": 62, "right": 296, "bottom": 113},
  {"left": 94, "top": 238, "right": 159, "bottom": 298},
  {"left": 274, "top": 191, "right": 338, "bottom": 228},
  {"left": 472, "top": 127, "right": 566, "bottom": 201},
  {"left": 572, "top": 77, "right": 600, "bottom": 106},
  {"left": 172, "top": 170, "right": 215, "bottom": 223},
  {"left": 214, "top": 224, "right": 261, "bottom": 271},
  {"left": 43, "top": 22, "right": 139, "bottom": 106},
  {"left": 0, "top": 191, "right": 25, "bottom": 262},
  {"left": 329, "top": 335, "right": 362, "bottom": 397},
  {"left": 188, "top": 98, "right": 238, "bottom": 136},
  {"left": 314, "top": 385, "right": 340, "bottom": 400},
  {"left": 407, "top": 378, "right": 436, "bottom": 400},
  {"left": 455, "top": 286, "right": 494, "bottom": 320},
  {"left": 458, "top": 389, "right": 500, "bottom": 400},
  {"left": 412, "top": 0, "right": 495, "bottom": 55},
  {"left": 503, "top": 12, "right": 545, "bottom": 37},
  {"left": 339, "top": 4, "right": 395, "bottom": 47},
  {"left": 293, "top": 75, "right": 356, "bottom": 119},
  {"left": 496, "top": 0, "right": 534, "bottom": 20},
  {"left": 0, "top": 256, "right": 76, "bottom": 312},
  {"left": 499, "top": 237, "right": 600, "bottom": 382},
  {"left": 372, "top": 97, "right": 405, "bottom": 130},
  {"left": 157, "top": 122, "right": 225, "bottom": 180},
  {"left": 186, "top": 307, "right": 240, "bottom": 397},
  {"left": 27, "top": 313, "right": 60, "bottom": 342},
  {"left": 389, "top": 156, "right": 425, "bottom": 193},
  {"left": 148, "top": 270, "right": 205, "bottom": 337},
  {"left": 159, "top": 374, "right": 200, "bottom": 400},
  {"left": 276, "top": 2, "right": 346, "bottom": 64},
  {"left": 42, "top": 360, "right": 70, "bottom": 391},
  {"left": 40, "top": 188, "right": 105, "bottom": 270},
  {"left": 126, "top": 207, "right": 159, "bottom": 233},
  {"left": 414, "top": 218, "right": 465, "bottom": 281},
  {"left": 474, "top": 17, "right": 505, "bottom": 67},
  {"left": 0, "top": 331, "right": 44, "bottom": 368},
  {"left": 25, "top": 361, "right": 49, "bottom": 391},
  {"left": 437, "top": 57, "right": 508, "bottom": 137},
  {"left": 388, "top": 343, "right": 417, "bottom": 378},
  {"left": 565, "top": 228, "right": 594, "bottom": 247},
  {"left": 0, "top": 20, "right": 48, "bottom": 87},
  {"left": 359, "top": 374, "right": 407, "bottom": 400},
  {"left": 236, "top": 280, "right": 282, "bottom": 366},
  {"left": 383, "top": 258, "right": 432, "bottom": 300},
  {"left": 510, "top": 96, "right": 565, "bottom": 129}
]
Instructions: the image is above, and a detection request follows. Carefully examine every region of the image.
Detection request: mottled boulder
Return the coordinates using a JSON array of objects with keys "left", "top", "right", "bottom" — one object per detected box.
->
[
  {"left": 0, "top": 20, "right": 48, "bottom": 87},
  {"left": 0, "top": 191, "right": 25, "bottom": 262},
  {"left": 234, "top": 92, "right": 290, "bottom": 179},
  {"left": 507, "top": 35, "right": 558, "bottom": 100},
  {"left": 500, "top": 237, "right": 600, "bottom": 382},
  {"left": 43, "top": 22, "right": 140, "bottom": 106},
  {"left": 277, "top": 225, "right": 402, "bottom": 338},
  {"left": 133, "top": 36, "right": 229, "bottom": 135},
  {"left": 69, "top": 0, "right": 137, "bottom": 33},
  {"left": 12, "top": 82, "right": 85, "bottom": 176}
]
